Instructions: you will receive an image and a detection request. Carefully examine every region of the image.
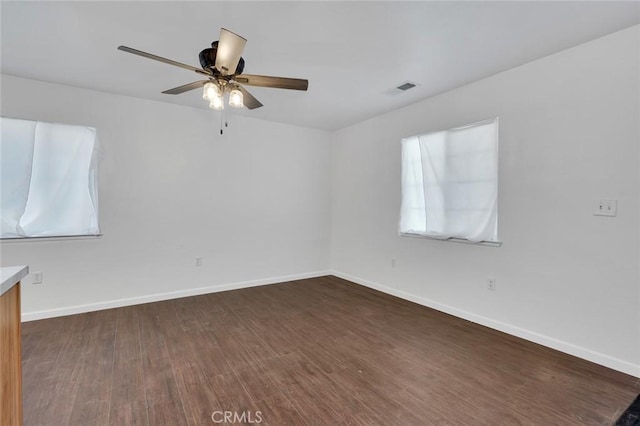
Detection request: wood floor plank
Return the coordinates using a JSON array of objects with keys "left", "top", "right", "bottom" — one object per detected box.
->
[
  {"left": 108, "top": 401, "right": 148, "bottom": 426},
  {"left": 233, "top": 361, "right": 281, "bottom": 403},
  {"left": 170, "top": 360, "right": 219, "bottom": 426},
  {"left": 20, "top": 360, "right": 57, "bottom": 426},
  {"left": 206, "top": 371, "right": 256, "bottom": 417},
  {"left": 109, "top": 307, "right": 148, "bottom": 426},
  {"left": 67, "top": 310, "right": 117, "bottom": 426},
  {"left": 253, "top": 391, "right": 306, "bottom": 426},
  {"left": 259, "top": 350, "right": 377, "bottom": 422},
  {"left": 205, "top": 309, "right": 279, "bottom": 371},
  {"left": 137, "top": 302, "right": 188, "bottom": 425},
  {"left": 146, "top": 398, "right": 188, "bottom": 426},
  {"left": 21, "top": 275, "right": 638, "bottom": 425}
]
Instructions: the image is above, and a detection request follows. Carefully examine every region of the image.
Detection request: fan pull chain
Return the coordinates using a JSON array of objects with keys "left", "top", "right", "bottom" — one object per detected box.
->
[{"left": 219, "top": 111, "right": 230, "bottom": 135}]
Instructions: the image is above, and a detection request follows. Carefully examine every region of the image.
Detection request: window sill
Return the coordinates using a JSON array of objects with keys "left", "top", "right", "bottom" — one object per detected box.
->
[
  {"left": 399, "top": 232, "right": 502, "bottom": 247},
  {"left": 1, "top": 234, "right": 103, "bottom": 243}
]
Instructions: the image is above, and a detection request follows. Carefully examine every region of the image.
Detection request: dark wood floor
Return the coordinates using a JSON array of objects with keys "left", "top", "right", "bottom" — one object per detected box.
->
[{"left": 21, "top": 276, "right": 638, "bottom": 425}]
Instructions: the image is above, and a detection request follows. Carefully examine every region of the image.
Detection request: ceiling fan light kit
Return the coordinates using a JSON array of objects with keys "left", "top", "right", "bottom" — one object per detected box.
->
[
  {"left": 118, "top": 27, "right": 308, "bottom": 121},
  {"left": 202, "top": 80, "right": 243, "bottom": 110}
]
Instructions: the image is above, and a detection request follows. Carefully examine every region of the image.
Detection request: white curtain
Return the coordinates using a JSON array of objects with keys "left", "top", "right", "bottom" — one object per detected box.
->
[
  {"left": 400, "top": 118, "right": 498, "bottom": 243},
  {"left": 1, "top": 117, "right": 99, "bottom": 238}
]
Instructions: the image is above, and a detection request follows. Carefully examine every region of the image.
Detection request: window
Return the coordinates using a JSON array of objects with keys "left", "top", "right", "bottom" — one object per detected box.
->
[
  {"left": 399, "top": 118, "right": 498, "bottom": 243},
  {"left": 1, "top": 117, "right": 100, "bottom": 239}
]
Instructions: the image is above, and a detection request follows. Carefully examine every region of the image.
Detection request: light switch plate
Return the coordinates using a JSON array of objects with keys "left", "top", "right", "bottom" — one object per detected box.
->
[{"left": 593, "top": 200, "right": 617, "bottom": 217}]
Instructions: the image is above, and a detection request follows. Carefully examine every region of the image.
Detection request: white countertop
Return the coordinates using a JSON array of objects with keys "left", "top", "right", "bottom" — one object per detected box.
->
[{"left": 0, "top": 266, "right": 29, "bottom": 296}]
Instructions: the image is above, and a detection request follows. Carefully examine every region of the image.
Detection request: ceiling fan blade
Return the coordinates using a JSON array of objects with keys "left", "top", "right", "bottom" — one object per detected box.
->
[
  {"left": 237, "top": 85, "right": 263, "bottom": 110},
  {"left": 214, "top": 28, "right": 247, "bottom": 76},
  {"left": 162, "top": 80, "right": 210, "bottom": 95},
  {"left": 234, "top": 74, "right": 308, "bottom": 91},
  {"left": 117, "top": 46, "right": 210, "bottom": 76}
]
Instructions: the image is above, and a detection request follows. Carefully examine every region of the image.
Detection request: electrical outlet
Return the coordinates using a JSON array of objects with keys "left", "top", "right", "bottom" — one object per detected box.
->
[
  {"left": 32, "top": 272, "right": 43, "bottom": 284},
  {"left": 195, "top": 257, "right": 202, "bottom": 267},
  {"left": 487, "top": 277, "right": 496, "bottom": 291}
]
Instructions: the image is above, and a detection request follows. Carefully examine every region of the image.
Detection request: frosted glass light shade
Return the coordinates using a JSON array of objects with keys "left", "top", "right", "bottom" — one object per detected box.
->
[
  {"left": 229, "top": 88, "right": 244, "bottom": 108},
  {"left": 209, "top": 94, "right": 224, "bottom": 110},
  {"left": 203, "top": 82, "right": 219, "bottom": 100}
]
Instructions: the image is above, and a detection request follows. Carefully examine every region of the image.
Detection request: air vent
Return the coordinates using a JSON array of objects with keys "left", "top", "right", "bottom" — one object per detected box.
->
[
  {"left": 383, "top": 80, "right": 421, "bottom": 96},
  {"left": 396, "top": 82, "right": 416, "bottom": 91}
]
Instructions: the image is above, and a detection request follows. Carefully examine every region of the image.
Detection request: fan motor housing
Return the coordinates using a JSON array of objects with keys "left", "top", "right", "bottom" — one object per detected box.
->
[{"left": 199, "top": 42, "right": 245, "bottom": 75}]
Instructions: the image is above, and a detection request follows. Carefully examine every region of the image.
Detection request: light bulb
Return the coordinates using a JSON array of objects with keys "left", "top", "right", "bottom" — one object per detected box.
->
[
  {"left": 202, "top": 82, "right": 219, "bottom": 100},
  {"left": 229, "top": 88, "right": 244, "bottom": 108},
  {"left": 209, "top": 94, "right": 224, "bottom": 110}
]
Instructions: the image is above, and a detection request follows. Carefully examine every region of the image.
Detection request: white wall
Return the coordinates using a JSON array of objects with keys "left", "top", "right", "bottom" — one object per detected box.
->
[
  {"left": 330, "top": 26, "right": 640, "bottom": 376},
  {"left": 1, "top": 75, "right": 332, "bottom": 318}
]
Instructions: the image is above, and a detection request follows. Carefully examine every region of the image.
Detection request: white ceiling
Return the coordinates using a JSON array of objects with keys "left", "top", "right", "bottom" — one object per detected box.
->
[{"left": 2, "top": 1, "right": 639, "bottom": 130}]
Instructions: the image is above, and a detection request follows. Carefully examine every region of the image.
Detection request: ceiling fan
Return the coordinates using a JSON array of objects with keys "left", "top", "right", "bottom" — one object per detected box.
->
[{"left": 117, "top": 28, "right": 308, "bottom": 111}]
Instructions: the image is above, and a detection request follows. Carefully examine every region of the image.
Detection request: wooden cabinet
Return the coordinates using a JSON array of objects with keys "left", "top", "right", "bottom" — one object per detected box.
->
[{"left": 1, "top": 267, "right": 26, "bottom": 426}]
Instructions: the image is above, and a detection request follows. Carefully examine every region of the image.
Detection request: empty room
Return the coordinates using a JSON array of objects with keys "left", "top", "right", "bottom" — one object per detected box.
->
[{"left": 1, "top": 1, "right": 639, "bottom": 425}]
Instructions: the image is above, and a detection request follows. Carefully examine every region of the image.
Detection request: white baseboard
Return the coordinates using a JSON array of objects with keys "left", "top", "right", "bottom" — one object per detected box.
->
[
  {"left": 331, "top": 270, "right": 640, "bottom": 378},
  {"left": 21, "top": 270, "right": 331, "bottom": 322}
]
